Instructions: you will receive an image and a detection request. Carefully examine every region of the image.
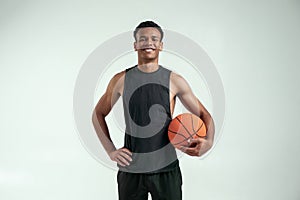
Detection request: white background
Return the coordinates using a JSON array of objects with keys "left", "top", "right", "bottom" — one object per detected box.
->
[{"left": 1, "top": 0, "right": 300, "bottom": 199}]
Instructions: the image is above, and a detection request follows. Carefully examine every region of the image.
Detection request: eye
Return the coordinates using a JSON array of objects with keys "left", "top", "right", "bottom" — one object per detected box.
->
[{"left": 139, "top": 38, "right": 145, "bottom": 42}]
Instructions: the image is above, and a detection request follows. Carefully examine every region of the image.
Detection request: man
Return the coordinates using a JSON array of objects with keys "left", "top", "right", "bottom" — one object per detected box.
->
[{"left": 92, "top": 21, "right": 215, "bottom": 200}]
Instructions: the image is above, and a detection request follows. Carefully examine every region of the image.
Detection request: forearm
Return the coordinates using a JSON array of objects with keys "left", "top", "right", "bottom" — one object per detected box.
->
[
  {"left": 92, "top": 110, "right": 116, "bottom": 155},
  {"left": 201, "top": 112, "right": 215, "bottom": 145}
]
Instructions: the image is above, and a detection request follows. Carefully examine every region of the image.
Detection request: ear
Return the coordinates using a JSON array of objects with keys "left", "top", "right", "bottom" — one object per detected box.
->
[
  {"left": 134, "top": 42, "right": 137, "bottom": 51},
  {"left": 158, "top": 42, "right": 163, "bottom": 51}
]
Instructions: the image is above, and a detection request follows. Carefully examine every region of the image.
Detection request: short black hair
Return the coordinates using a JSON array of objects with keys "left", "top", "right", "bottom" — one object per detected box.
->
[{"left": 133, "top": 21, "right": 164, "bottom": 41}]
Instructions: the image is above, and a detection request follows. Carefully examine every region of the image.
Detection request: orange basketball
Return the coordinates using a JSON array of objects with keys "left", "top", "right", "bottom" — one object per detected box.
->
[{"left": 168, "top": 113, "right": 206, "bottom": 149}]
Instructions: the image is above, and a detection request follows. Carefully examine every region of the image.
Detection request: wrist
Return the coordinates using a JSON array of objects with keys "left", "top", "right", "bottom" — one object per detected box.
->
[
  {"left": 107, "top": 148, "right": 116, "bottom": 158},
  {"left": 204, "top": 138, "right": 213, "bottom": 149}
]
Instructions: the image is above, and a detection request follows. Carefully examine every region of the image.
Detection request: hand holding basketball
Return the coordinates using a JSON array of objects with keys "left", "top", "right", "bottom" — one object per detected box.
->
[
  {"left": 168, "top": 113, "right": 212, "bottom": 157},
  {"left": 180, "top": 138, "right": 212, "bottom": 157}
]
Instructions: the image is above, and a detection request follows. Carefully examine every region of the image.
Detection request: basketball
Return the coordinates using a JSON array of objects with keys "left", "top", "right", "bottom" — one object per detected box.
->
[{"left": 168, "top": 113, "right": 206, "bottom": 149}]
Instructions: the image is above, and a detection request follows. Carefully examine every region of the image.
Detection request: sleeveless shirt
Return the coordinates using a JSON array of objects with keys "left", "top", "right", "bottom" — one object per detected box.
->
[{"left": 119, "top": 65, "right": 179, "bottom": 173}]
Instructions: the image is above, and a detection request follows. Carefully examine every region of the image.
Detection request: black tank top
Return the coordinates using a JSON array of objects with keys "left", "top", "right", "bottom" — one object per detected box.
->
[{"left": 119, "top": 65, "right": 179, "bottom": 173}]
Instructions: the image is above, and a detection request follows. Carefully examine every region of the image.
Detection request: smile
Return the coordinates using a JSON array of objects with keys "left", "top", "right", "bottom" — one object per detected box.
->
[{"left": 142, "top": 48, "right": 155, "bottom": 52}]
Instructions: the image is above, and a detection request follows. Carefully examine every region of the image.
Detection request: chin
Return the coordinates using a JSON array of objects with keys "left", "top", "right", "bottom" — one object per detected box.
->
[{"left": 143, "top": 56, "right": 158, "bottom": 60}]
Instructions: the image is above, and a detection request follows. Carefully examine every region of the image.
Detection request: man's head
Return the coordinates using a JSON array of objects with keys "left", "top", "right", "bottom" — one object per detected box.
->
[
  {"left": 133, "top": 21, "right": 164, "bottom": 61},
  {"left": 133, "top": 21, "right": 164, "bottom": 42}
]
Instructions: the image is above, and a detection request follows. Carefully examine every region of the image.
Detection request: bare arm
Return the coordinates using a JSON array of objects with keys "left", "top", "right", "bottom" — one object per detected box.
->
[
  {"left": 171, "top": 72, "right": 215, "bottom": 156},
  {"left": 92, "top": 71, "right": 132, "bottom": 166}
]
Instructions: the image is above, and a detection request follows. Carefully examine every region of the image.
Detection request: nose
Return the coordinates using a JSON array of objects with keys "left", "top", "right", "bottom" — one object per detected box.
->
[{"left": 145, "top": 39, "right": 153, "bottom": 46}]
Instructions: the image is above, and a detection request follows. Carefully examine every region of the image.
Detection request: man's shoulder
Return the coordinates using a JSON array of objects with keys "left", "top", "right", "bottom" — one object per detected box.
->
[
  {"left": 109, "top": 70, "right": 126, "bottom": 89},
  {"left": 112, "top": 70, "right": 126, "bottom": 80},
  {"left": 170, "top": 70, "right": 184, "bottom": 82}
]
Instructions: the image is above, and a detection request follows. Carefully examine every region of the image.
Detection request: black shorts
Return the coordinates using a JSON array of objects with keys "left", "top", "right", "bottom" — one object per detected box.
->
[{"left": 117, "top": 166, "right": 182, "bottom": 200}]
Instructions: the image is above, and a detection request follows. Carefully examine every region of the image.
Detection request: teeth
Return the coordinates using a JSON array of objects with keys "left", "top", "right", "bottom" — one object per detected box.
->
[{"left": 144, "top": 48, "right": 154, "bottom": 52}]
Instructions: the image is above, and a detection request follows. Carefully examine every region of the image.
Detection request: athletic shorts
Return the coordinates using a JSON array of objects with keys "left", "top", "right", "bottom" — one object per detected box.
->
[{"left": 117, "top": 166, "right": 182, "bottom": 200}]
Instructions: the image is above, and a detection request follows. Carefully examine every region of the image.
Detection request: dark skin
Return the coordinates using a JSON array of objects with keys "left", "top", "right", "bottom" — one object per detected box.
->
[{"left": 92, "top": 27, "right": 215, "bottom": 167}]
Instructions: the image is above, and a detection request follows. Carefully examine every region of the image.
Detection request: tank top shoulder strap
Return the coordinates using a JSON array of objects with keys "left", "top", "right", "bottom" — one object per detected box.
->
[{"left": 125, "top": 65, "right": 137, "bottom": 72}]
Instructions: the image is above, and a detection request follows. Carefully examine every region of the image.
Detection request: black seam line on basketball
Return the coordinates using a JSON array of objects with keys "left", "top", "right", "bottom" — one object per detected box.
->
[
  {"left": 194, "top": 122, "right": 204, "bottom": 135},
  {"left": 168, "top": 129, "right": 189, "bottom": 140},
  {"left": 173, "top": 137, "right": 193, "bottom": 145},
  {"left": 176, "top": 117, "right": 193, "bottom": 137},
  {"left": 173, "top": 131, "right": 206, "bottom": 146}
]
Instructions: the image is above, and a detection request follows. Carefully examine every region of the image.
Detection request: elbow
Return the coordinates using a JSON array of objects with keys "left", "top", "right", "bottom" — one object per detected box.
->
[
  {"left": 92, "top": 109, "right": 97, "bottom": 125},
  {"left": 92, "top": 108, "right": 106, "bottom": 123},
  {"left": 92, "top": 109, "right": 101, "bottom": 124}
]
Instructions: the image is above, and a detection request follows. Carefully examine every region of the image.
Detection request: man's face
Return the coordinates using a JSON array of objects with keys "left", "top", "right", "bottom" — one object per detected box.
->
[{"left": 134, "top": 27, "right": 163, "bottom": 60}]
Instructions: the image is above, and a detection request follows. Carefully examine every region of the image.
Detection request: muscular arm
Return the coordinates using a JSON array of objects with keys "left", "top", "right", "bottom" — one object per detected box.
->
[
  {"left": 171, "top": 72, "right": 215, "bottom": 156},
  {"left": 92, "top": 71, "right": 132, "bottom": 166}
]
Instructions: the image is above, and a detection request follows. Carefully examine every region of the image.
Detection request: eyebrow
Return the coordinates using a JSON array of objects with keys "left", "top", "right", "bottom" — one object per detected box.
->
[{"left": 138, "top": 35, "right": 160, "bottom": 39}]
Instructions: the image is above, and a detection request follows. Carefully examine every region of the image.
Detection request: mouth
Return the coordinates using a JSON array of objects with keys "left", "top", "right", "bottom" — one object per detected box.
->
[{"left": 141, "top": 48, "right": 155, "bottom": 52}]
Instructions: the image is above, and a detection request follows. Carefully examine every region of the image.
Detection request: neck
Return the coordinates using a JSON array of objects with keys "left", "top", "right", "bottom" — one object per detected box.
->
[{"left": 137, "top": 63, "right": 160, "bottom": 73}]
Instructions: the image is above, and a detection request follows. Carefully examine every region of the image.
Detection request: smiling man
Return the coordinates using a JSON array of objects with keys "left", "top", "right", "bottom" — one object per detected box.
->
[{"left": 92, "top": 21, "right": 215, "bottom": 200}]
